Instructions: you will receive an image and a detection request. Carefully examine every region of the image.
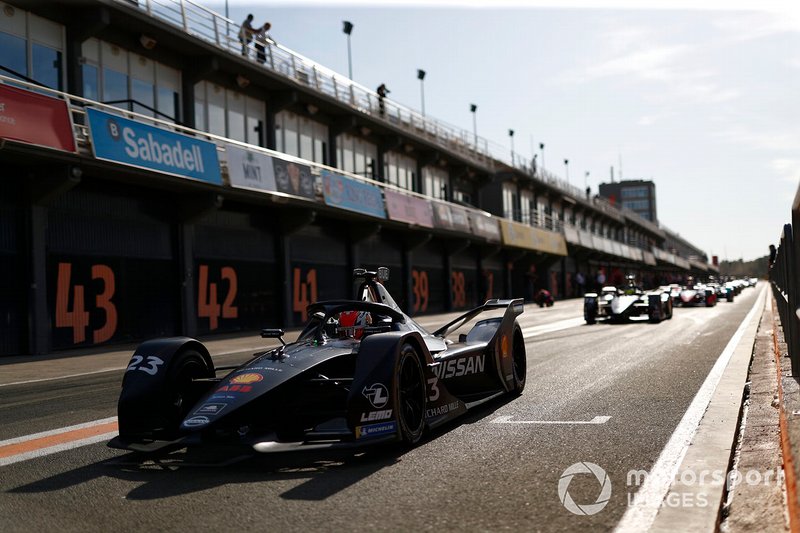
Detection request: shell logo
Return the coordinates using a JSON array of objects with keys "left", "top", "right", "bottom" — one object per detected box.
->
[
  {"left": 230, "top": 373, "right": 264, "bottom": 385},
  {"left": 500, "top": 335, "right": 509, "bottom": 358}
]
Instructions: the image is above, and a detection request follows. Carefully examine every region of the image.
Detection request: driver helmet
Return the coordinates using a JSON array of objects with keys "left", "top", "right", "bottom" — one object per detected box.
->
[{"left": 338, "top": 311, "right": 371, "bottom": 339}]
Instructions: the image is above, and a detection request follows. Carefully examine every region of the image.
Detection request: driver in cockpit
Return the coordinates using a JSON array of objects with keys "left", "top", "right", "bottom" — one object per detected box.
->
[{"left": 338, "top": 310, "right": 371, "bottom": 340}]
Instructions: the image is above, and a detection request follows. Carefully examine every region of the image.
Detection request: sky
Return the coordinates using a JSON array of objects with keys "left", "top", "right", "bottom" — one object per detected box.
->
[{"left": 207, "top": 0, "right": 799, "bottom": 261}]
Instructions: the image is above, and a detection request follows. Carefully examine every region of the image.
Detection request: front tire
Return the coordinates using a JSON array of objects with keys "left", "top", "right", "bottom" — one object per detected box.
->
[
  {"left": 165, "top": 349, "right": 213, "bottom": 434},
  {"left": 396, "top": 343, "right": 426, "bottom": 445}
]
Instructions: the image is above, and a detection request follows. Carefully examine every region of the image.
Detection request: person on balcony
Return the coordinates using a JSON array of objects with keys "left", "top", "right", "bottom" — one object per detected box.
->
[
  {"left": 255, "top": 22, "right": 273, "bottom": 64},
  {"left": 377, "top": 83, "right": 390, "bottom": 115},
  {"left": 238, "top": 14, "right": 256, "bottom": 56}
]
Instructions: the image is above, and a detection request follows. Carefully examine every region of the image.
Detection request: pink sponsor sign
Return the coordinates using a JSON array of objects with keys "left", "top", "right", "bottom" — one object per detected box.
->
[{"left": 384, "top": 190, "right": 434, "bottom": 228}]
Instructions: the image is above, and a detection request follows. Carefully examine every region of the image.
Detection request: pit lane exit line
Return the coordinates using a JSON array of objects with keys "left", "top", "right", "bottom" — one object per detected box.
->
[
  {"left": 491, "top": 415, "right": 611, "bottom": 425},
  {"left": 0, "top": 417, "right": 118, "bottom": 467}
]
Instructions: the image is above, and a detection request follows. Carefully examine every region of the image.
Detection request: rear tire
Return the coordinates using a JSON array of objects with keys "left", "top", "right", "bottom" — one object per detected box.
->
[
  {"left": 584, "top": 302, "right": 597, "bottom": 325},
  {"left": 396, "top": 343, "right": 426, "bottom": 445},
  {"left": 511, "top": 327, "right": 526, "bottom": 395}
]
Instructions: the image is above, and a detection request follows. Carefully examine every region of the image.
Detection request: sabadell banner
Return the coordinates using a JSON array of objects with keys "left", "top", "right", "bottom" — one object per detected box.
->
[{"left": 85, "top": 107, "right": 221, "bottom": 184}]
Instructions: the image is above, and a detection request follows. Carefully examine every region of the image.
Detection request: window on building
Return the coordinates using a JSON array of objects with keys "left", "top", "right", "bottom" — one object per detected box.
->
[
  {"left": 0, "top": 9, "right": 64, "bottom": 91},
  {"left": 424, "top": 166, "right": 449, "bottom": 200},
  {"left": 384, "top": 151, "right": 416, "bottom": 190},
  {"left": 502, "top": 183, "right": 518, "bottom": 221},
  {"left": 520, "top": 190, "right": 533, "bottom": 225},
  {"left": 81, "top": 38, "right": 181, "bottom": 123},
  {"left": 337, "top": 132, "right": 377, "bottom": 178}
]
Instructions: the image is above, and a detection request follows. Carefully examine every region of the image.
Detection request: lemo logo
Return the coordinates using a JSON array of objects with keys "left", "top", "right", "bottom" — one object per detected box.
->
[{"left": 558, "top": 462, "right": 612, "bottom": 516}]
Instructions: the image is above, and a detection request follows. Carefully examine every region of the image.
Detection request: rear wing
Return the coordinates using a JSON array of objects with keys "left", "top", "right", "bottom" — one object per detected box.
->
[{"left": 433, "top": 298, "right": 523, "bottom": 339}]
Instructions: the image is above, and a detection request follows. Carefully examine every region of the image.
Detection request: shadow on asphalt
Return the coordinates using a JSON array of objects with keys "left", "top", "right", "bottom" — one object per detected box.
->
[{"left": 7, "top": 394, "right": 517, "bottom": 502}]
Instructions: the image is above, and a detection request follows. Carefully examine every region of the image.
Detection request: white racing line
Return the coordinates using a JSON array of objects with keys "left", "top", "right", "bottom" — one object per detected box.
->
[
  {"left": 0, "top": 417, "right": 119, "bottom": 467},
  {"left": 614, "top": 286, "right": 767, "bottom": 533}
]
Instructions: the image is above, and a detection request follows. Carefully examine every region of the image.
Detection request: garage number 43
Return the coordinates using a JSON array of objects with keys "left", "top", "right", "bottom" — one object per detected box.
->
[{"left": 126, "top": 355, "right": 165, "bottom": 376}]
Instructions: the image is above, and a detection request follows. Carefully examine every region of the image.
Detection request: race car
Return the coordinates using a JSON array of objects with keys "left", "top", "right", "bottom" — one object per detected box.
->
[
  {"left": 583, "top": 278, "right": 673, "bottom": 324},
  {"left": 109, "top": 267, "right": 526, "bottom": 454},
  {"left": 676, "top": 284, "right": 717, "bottom": 307}
]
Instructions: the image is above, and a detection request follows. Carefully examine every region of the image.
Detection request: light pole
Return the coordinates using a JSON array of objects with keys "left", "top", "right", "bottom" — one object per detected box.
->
[
  {"left": 342, "top": 21, "right": 354, "bottom": 80},
  {"left": 539, "top": 142, "right": 545, "bottom": 173},
  {"left": 564, "top": 158, "right": 570, "bottom": 183},
  {"left": 509, "top": 129, "right": 515, "bottom": 166},
  {"left": 470, "top": 103, "right": 477, "bottom": 148},
  {"left": 417, "top": 69, "right": 426, "bottom": 116}
]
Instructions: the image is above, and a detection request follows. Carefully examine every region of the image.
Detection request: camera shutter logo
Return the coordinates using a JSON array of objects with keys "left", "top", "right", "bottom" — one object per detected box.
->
[{"left": 558, "top": 462, "right": 612, "bottom": 515}]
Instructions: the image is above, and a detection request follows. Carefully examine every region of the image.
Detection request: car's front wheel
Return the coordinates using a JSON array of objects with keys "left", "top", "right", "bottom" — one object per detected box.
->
[{"left": 396, "top": 343, "right": 427, "bottom": 445}]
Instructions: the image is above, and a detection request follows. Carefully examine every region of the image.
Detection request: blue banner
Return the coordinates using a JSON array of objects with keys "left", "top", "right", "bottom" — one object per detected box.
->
[
  {"left": 86, "top": 108, "right": 221, "bottom": 185},
  {"left": 321, "top": 170, "right": 386, "bottom": 219}
]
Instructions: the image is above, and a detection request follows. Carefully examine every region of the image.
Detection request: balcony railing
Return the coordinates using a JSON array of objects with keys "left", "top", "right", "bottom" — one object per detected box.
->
[{"left": 113, "top": 0, "right": 495, "bottom": 170}]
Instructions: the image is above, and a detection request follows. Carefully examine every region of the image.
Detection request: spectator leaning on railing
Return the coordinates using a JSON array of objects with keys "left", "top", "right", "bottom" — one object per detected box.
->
[
  {"left": 239, "top": 14, "right": 256, "bottom": 56},
  {"left": 254, "top": 22, "right": 273, "bottom": 64}
]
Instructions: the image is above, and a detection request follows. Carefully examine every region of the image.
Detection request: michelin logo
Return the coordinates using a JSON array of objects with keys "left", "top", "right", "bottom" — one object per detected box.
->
[{"left": 355, "top": 421, "right": 396, "bottom": 439}]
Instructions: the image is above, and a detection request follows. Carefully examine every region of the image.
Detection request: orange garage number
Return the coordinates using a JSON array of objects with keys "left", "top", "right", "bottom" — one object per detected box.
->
[
  {"left": 55, "top": 262, "right": 118, "bottom": 344},
  {"left": 198, "top": 265, "right": 239, "bottom": 330}
]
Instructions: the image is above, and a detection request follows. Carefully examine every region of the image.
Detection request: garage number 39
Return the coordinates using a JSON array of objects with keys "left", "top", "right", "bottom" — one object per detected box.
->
[{"left": 126, "top": 355, "right": 165, "bottom": 376}]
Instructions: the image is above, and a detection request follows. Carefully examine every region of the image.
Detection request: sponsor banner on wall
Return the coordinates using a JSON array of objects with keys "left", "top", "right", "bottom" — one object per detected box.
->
[
  {"left": 0, "top": 83, "right": 75, "bottom": 152},
  {"left": 469, "top": 212, "right": 501, "bottom": 242},
  {"left": 384, "top": 189, "right": 434, "bottom": 228},
  {"left": 432, "top": 201, "right": 472, "bottom": 233},
  {"left": 321, "top": 170, "right": 386, "bottom": 218},
  {"left": 643, "top": 251, "right": 657, "bottom": 266},
  {"left": 531, "top": 227, "right": 568, "bottom": 256},
  {"left": 499, "top": 219, "right": 536, "bottom": 250},
  {"left": 225, "top": 143, "right": 276, "bottom": 191},
  {"left": 86, "top": 107, "right": 221, "bottom": 184},
  {"left": 577, "top": 230, "right": 594, "bottom": 249},
  {"left": 273, "top": 158, "right": 316, "bottom": 199},
  {"left": 563, "top": 226, "right": 580, "bottom": 244}
]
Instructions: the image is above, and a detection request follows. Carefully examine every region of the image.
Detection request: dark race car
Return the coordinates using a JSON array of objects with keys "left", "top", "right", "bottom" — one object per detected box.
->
[
  {"left": 677, "top": 284, "right": 718, "bottom": 307},
  {"left": 109, "top": 267, "right": 526, "bottom": 454},
  {"left": 583, "top": 278, "right": 672, "bottom": 324}
]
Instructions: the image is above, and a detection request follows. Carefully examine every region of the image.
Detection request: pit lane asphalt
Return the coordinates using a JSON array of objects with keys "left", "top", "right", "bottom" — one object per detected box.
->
[{"left": 0, "top": 287, "right": 763, "bottom": 532}]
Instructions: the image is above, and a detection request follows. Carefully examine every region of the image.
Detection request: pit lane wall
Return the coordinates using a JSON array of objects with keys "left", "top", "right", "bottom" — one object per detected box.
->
[{"left": 0, "top": 79, "right": 702, "bottom": 355}]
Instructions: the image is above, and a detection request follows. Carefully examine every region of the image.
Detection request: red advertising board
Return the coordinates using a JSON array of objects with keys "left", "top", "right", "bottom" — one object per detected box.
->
[{"left": 0, "top": 83, "right": 75, "bottom": 152}]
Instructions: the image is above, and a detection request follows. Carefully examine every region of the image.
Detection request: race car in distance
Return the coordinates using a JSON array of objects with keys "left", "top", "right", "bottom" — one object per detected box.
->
[
  {"left": 583, "top": 277, "right": 673, "bottom": 324},
  {"left": 109, "top": 267, "right": 526, "bottom": 454},
  {"left": 677, "top": 284, "right": 718, "bottom": 307}
]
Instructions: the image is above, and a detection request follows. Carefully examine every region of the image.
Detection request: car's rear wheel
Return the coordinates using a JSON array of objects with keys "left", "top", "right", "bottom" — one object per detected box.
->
[
  {"left": 666, "top": 299, "right": 673, "bottom": 319},
  {"left": 511, "top": 327, "right": 526, "bottom": 395},
  {"left": 584, "top": 302, "right": 597, "bottom": 325},
  {"left": 396, "top": 343, "right": 426, "bottom": 445}
]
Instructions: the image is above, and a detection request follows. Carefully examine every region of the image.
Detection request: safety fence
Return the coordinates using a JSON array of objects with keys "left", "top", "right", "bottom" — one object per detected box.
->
[{"left": 769, "top": 184, "right": 800, "bottom": 376}]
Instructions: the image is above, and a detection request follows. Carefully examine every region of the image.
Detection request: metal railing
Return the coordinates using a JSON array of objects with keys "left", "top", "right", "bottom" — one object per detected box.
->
[
  {"left": 769, "top": 183, "right": 800, "bottom": 376},
  {"left": 113, "top": 0, "right": 495, "bottom": 170}
]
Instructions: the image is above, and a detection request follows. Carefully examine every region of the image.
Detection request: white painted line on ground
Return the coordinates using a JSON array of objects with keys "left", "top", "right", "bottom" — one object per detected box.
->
[
  {"left": 491, "top": 415, "right": 611, "bottom": 425},
  {"left": 2, "top": 315, "right": 584, "bottom": 387},
  {"left": 521, "top": 317, "right": 586, "bottom": 338},
  {"left": 614, "top": 286, "right": 766, "bottom": 533},
  {"left": 0, "top": 345, "right": 274, "bottom": 388},
  {"left": 0, "top": 416, "right": 119, "bottom": 467},
  {"left": 0, "top": 431, "right": 119, "bottom": 467}
]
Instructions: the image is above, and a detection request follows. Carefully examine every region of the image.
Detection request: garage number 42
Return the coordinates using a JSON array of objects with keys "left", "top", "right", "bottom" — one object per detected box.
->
[{"left": 126, "top": 355, "right": 165, "bottom": 376}]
